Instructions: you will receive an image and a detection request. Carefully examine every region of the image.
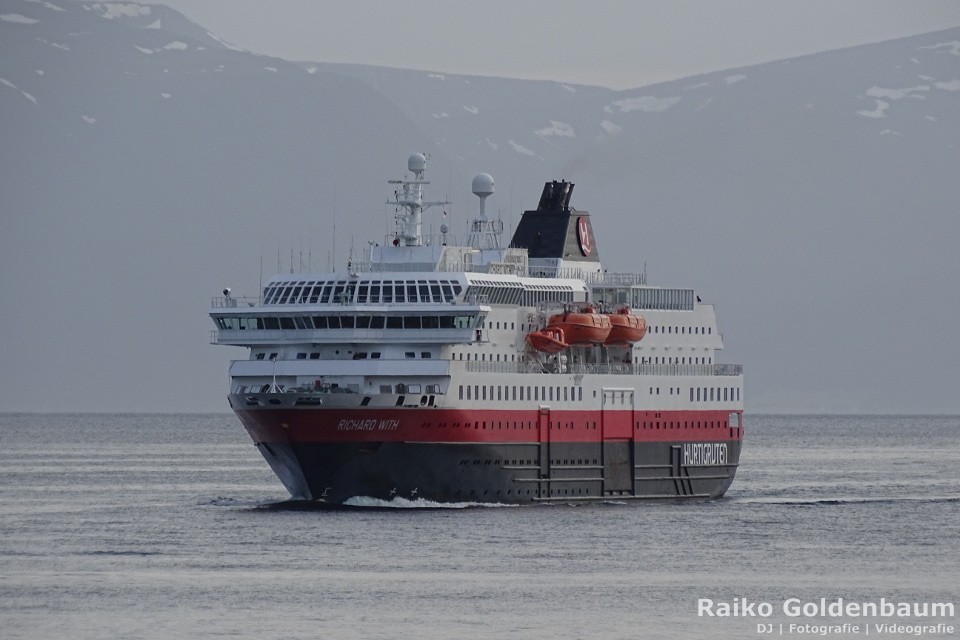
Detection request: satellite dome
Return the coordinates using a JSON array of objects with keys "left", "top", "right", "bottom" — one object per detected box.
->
[
  {"left": 440, "top": 223, "right": 449, "bottom": 234},
  {"left": 408, "top": 153, "right": 427, "bottom": 173},
  {"left": 472, "top": 173, "right": 495, "bottom": 197}
]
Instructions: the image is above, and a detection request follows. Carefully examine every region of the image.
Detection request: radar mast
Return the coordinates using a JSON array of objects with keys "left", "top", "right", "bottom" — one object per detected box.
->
[{"left": 387, "top": 153, "right": 450, "bottom": 247}]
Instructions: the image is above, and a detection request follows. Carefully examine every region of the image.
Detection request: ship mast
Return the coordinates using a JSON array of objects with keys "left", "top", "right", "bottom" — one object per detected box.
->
[{"left": 387, "top": 153, "right": 450, "bottom": 247}]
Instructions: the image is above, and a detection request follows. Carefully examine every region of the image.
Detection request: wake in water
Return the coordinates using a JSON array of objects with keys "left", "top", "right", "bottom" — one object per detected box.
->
[
  {"left": 344, "top": 496, "right": 519, "bottom": 509},
  {"left": 730, "top": 494, "right": 960, "bottom": 506},
  {"left": 215, "top": 495, "right": 524, "bottom": 511}
]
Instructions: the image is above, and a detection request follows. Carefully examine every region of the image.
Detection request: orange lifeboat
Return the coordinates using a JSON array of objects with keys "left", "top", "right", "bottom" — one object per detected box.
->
[
  {"left": 547, "top": 306, "right": 612, "bottom": 345},
  {"left": 526, "top": 326, "right": 569, "bottom": 353},
  {"left": 604, "top": 307, "right": 647, "bottom": 345}
]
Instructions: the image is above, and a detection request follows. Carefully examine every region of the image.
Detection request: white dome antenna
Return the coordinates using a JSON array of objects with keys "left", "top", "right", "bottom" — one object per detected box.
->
[
  {"left": 408, "top": 153, "right": 427, "bottom": 176},
  {"left": 472, "top": 173, "right": 495, "bottom": 218},
  {"left": 466, "top": 173, "right": 502, "bottom": 249}
]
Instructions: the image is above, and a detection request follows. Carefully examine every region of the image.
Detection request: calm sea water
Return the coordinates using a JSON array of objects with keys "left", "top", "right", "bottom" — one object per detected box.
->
[{"left": 1, "top": 414, "right": 957, "bottom": 639}]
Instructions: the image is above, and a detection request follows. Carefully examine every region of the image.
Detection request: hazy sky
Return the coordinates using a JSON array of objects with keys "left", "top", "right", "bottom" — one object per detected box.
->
[{"left": 141, "top": 0, "right": 960, "bottom": 88}]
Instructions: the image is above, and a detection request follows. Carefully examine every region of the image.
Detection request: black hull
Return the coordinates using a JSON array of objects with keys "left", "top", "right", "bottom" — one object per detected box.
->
[{"left": 255, "top": 439, "right": 741, "bottom": 505}]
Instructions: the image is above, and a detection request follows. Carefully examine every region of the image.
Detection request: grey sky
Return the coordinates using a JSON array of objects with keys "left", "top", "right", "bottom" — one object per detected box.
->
[{"left": 141, "top": 0, "right": 960, "bottom": 88}]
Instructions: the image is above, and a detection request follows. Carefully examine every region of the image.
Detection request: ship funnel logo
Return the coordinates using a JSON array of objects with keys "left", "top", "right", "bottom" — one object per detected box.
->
[{"left": 576, "top": 217, "right": 592, "bottom": 256}]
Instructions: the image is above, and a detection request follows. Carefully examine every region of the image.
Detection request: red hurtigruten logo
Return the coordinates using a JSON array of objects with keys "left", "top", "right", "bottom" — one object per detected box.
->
[{"left": 576, "top": 217, "right": 592, "bottom": 256}]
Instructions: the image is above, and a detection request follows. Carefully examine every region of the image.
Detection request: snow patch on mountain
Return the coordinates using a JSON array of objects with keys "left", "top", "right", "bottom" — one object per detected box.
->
[
  {"left": 866, "top": 85, "right": 929, "bottom": 100},
  {"left": 935, "top": 79, "right": 960, "bottom": 91},
  {"left": 163, "top": 41, "right": 187, "bottom": 51},
  {"left": 918, "top": 40, "right": 960, "bottom": 55},
  {"left": 463, "top": 105, "right": 479, "bottom": 114},
  {"left": 857, "top": 100, "right": 889, "bottom": 118},
  {"left": 205, "top": 30, "right": 242, "bottom": 52},
  {"left": 25, "top": 0, "right": 66, "bottom": 12},
  {"left": 508, "top": 140, "right": 535, "bottom": 156},
  {"left": 725, "top": 74, "right": 747, "bottom": 84},
  {"left": 605, "top": 95, "right": 680, "bottom": 113},
  {"left": 36, "top": 37, "right": 69, "bottom": 50},
  {"left": 600, "top": 120, "right": 621, "bottom": 135},
  {"left": 87, "top": 3, "right": 150, "bottom": 20},
  {"left": 1, "top": 13, "right": 39, "bottom": 24},
  {"left": 536, "top": 120, "right": 575, "bottom": 137},
  {"left": 1, "top": 77, "right": 38, "bottom": 104}
]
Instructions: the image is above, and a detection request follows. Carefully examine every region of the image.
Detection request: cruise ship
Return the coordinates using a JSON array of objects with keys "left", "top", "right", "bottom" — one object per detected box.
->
[{"left": 209, "top": 154, "right": 743, "bottom": 504}]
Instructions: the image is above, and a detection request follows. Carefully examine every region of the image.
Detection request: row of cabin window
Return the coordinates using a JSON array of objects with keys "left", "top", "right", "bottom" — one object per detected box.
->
[
  {"left": 482, "top": 320, "right": 517, "bottom": 330},
  {"left": 650, "top": 325, "right": 712, "bottom": 335},
  {"left": 455, "top": 383, "right": 739, "bottom": 403},
  {"left": 451, "top": 354, "right": 711, "bottom": 365},
  {"left": 217, "top": 314, "right": 482, "bottom": 331},
  {"left": 252, "top": 351, "right": 432, "bottom": 361},
  {"left": 630, "top": 287, "right": 695, "bottom": 311},
  {"left": 456, "top": 352, "right": 522, "bottom": 362},
  {"left": 425, "top": 420, "right": 729, "bottom": 433},
  {"left": 690, "top": 387, "right": 740, "bottom": 402},
  {"left": 263, "top": 280, "right": 464, "bottom": 305},
  {"left": 642, "top": 357, "right": 713, "bottom": 364},
  {"left": 464, "top": 287, "right": 577, "bottom": 307},
  {"left": 646, "top": 387, "right": 740, "bottom": 402},
  {"left": 459, "top": 385, "right": 584, "bottom": 403}
]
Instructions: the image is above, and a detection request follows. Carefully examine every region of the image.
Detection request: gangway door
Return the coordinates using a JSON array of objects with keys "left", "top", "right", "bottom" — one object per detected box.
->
[{"left": 601, "top": 389, "right": 634, "bottom": 494}]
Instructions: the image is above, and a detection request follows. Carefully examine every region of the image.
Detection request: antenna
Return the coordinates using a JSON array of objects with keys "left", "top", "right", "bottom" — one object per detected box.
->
[
  {"left": 331, "top": 187, "right": 337, "bottom": 270},
  {"left": 466, "top": 173, "right": 501, "bottom": 249},
  {"left": 386, "top": 153, "right": 450, "bottom": 247}
]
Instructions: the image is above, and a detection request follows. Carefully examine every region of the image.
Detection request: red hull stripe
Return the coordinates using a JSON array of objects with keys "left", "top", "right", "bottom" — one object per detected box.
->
[{"left": 235, "top": 408, "right": 744, "bottom": 445}]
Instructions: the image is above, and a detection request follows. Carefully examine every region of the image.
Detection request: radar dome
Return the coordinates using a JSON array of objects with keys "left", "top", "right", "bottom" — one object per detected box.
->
[
  {"left": 440, "top": 223, "right": 449, "bottom": 234},
  {"left": 472, "top": 173, "right": 495, "bottom": 197},
  {"left": 408, "top": 153, "right": 427, "bottom": 173}
]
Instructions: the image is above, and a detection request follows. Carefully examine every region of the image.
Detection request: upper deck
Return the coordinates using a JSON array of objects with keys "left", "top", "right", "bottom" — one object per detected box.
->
[{"left": 209, "top": 155, "right": 734, "bottom": 375}]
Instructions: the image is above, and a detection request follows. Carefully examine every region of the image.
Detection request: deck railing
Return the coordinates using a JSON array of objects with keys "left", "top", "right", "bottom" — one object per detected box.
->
[{"left": 464, "top": 361, "right": 742, "bottom": 376}]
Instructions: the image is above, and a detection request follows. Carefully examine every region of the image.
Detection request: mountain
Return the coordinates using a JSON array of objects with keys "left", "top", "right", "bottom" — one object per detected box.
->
[{"left": 2, "top": 0, "right": 958, "bottom": 413}]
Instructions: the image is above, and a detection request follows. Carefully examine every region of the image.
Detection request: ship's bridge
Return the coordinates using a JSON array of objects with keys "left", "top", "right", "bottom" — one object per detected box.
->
[{"left": 210, "top": 271, "right": 490, "bottom": 348}]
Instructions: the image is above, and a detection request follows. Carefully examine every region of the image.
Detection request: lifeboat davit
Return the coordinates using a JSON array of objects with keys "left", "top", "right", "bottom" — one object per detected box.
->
[
  {"left": 604, "top": 307, "right": 647, "bottom": 345},
  {"left": 547, "top": 307, "right": 612, "bottom": 345},
  {"left": 526, "top": 327, "right": 569, "bottom": 353}
]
